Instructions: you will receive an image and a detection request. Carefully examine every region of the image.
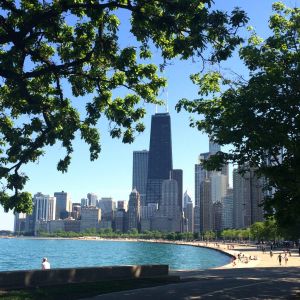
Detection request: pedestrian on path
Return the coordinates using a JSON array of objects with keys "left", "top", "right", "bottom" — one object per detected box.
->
[
  {"left": 270, "top": 250, "right": 273, "bottom": 258},
  {"left": 278, "top": 253, "right": 282, "bottom": 266},
  {"left": 284, "top": 254, "right": 288, "bottom": 265}
]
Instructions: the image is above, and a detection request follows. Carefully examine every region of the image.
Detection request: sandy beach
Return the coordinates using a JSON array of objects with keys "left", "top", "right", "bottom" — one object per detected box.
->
[{"left": 168, "top": 240, "right": 300, "bottom": 269}]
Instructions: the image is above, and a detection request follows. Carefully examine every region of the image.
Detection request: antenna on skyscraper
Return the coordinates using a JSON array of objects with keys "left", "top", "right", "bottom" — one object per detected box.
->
[{"left": 166, "top": 89, "right": 169, "bottom": 113}]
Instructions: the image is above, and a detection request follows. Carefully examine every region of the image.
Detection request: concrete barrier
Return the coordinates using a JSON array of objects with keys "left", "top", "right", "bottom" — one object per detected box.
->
[{"left": 0, "top": 265, "right": 169, "bottom": 289}]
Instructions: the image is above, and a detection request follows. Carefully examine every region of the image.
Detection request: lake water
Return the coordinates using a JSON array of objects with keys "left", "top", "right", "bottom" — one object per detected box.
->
[{"left": 0, "top": 238, "right": 230, "bottom": 271}]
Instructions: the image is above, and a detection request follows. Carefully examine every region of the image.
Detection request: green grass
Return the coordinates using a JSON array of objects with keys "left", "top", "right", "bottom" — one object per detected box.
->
[{"left": 0, "top": 277, "right": 180, "bottom": 300}]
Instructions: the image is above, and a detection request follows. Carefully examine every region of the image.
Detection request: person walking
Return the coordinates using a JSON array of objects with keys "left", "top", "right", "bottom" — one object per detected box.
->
[
  {"left": 42, "top": 257, "right": 51, "bottom": 270},
  {"left": 270, "top": 250, "right": 273, "bottom": 258},
  {"left": 284, "top": 253, "right": 288, "bottom": 265},
  {"left": 278, "top": 253, "right": 282, "bottom": 266}
]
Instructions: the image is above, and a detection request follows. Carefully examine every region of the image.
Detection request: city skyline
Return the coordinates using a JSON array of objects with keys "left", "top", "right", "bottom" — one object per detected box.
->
[{"left": 0, "top": 0, "right": 291, "bottom": 230}]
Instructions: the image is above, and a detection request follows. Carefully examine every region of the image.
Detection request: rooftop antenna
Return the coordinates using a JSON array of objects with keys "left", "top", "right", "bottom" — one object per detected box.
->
[{"left": 166, "top": 88, "right": 169, "bottom": 113}]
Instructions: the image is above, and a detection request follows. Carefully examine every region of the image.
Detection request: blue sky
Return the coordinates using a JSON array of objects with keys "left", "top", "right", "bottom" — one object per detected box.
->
[{"left": 1, "top": 0, "right": 298, "bottom": 230}]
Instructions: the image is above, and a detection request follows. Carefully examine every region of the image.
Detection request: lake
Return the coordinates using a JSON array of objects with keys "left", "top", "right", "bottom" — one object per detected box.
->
[{"left": 0, "top": 238, "right": 230, "bottom": 271}]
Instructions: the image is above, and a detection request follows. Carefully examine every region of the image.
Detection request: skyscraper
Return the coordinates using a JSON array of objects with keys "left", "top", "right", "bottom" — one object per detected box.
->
[
  {"left": 87, "top": 193, "right": 98, "bottom": 207},
  {"left": 146, "top": 113, "right": 173, "bottom": 205},
  {"left": 171, "top": 169, "right": 183, "bottom": 211},
  {"left": 132, "top": 150, "right": 148, "bottom": 206},
  {"left": 54, "top": 191, "right": 72, "bottom": 219},
  {"left": 183, "top": 191, "right": 192, "bottom": 208},
  {"left": 183, "top": 191, "right": 194, "bottom": 232},
  {"left": 184, "top": 201, "right": 194, "bottom": 233},
  {"left": 200, "top": 179, "right": 213, "bottom": 232},
  {"left": 233, "top": 167, "right": 265, "bottom": 228},
  {"left": 98, "top": 197, "right": 114, "bottom": 222},
  {"left": 222, "top": 188, "right": 233, "bottom": 229},
  {"left": 213, "top": 201, "right": 223, "bottom": 231},
  {"left": 151, "top": 178, "right": 182, "bottom": 232},
  {"left": 80, "top": 206, "right": 101, "bottom": 232},
  {"left": 127, "top": 189, "right": 141, "bottom": 232},
  {"left": 210, "top": 172, "right": 228, "bottom": 204},
  {"left": 31, "top": 192, "right": 56, "bottom": 235},
  {"left": 34, "top": 192, "right": 56, "bottom": 222},
  {"left": 209, "top": 140, "right": 220, "bottom": 154},
  {"left": 233, "top": 168, "right": 245, "bottom": 228},
  {"left": 194, "top": 153, "right": 209, "bottom": 233}
]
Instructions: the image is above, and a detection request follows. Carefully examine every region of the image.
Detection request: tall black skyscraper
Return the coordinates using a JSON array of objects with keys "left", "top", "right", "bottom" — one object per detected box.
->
[{"left": 146, "top": 113, "right": 173, "bottom": 205}]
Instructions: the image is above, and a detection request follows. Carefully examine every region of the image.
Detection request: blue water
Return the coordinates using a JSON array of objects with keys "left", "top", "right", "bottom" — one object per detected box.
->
[{"left": 0, "top": 238, "right": 230, "bottom": 271}]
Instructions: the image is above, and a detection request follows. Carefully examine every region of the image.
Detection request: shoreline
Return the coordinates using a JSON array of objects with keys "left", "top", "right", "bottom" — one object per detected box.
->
[{"left": 2, "top": 236, "right": 300, "bottom": 269}]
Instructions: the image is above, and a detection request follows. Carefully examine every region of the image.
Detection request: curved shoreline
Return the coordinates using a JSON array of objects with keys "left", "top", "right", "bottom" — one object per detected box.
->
[{"left": 71, "top": 237, "right": 300, "bottom": 269}]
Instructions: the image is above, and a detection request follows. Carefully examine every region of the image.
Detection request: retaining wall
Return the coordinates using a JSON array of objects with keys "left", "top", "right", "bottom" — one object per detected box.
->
[{"left": 0, "top": 264, "right": 169, "bottom": 289}]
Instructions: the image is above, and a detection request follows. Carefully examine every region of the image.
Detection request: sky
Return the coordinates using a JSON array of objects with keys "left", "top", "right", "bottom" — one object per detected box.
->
[{"left": 1, "top": 0, "right": 299, "bottom": 230}]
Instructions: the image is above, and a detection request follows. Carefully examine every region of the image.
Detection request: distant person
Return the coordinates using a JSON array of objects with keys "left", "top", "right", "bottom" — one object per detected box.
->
[
  {"left": 278, "top": 254, "right": 282, "bottom": 266},
  {"left": 232, "top": 257, "right": 236, "bottom": 267},
  {"left": 284, "top": 253, "right": 288, "bottom": 265},
  {"left": 270, "top": 250, "right": 273, "bottom": 258},
  {"left": 42, "top": 257, "right": 50, "bottom": 270}
]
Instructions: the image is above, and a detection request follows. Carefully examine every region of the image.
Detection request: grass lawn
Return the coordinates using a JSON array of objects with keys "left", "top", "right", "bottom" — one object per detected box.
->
[{"left": 0, "top": 277, "right": 180, "bottom": 300}]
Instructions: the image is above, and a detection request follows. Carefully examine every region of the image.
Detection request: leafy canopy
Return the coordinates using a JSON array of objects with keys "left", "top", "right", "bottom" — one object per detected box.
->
[
  {"left": 177, "top": 2, "right": 300, "bottom": 235},
  {"left": 0, "top": 0, "right": 248, "bottom": 213}
]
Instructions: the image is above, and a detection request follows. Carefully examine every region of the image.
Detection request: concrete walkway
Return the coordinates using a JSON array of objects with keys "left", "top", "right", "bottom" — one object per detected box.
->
[
  {"left": 83, "top": 267, "right": 300, "bottom": 299},
  {"left": 81, "top": 241, "right": 300, "bottom": 299}
]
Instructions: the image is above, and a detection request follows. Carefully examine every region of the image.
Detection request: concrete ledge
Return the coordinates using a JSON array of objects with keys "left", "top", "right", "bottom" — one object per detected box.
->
[{"left": 0, "top": 265, "right": 169, "bottom": 289}]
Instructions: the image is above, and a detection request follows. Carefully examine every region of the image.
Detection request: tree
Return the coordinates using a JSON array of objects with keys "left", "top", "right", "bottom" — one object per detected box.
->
[
  {"left": 203, "top": 230, "right": 216, "bottom": 241},
  {"left": 177, "top": 2, "right": 300, "bottom": 235},
  {"left": 250, "top": 222, "right": 265, "bottom": 241},
  {"left": 0, "top": 0, "right": 248, "bottom": 213}
]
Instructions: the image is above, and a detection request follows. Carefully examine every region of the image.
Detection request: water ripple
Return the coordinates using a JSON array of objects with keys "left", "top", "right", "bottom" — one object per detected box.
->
[{"left": 0, "top": 239, "right": 230, "bottom": 271}]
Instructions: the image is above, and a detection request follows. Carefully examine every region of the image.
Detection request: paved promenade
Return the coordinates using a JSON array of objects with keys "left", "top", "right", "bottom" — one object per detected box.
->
[{"left": 82, "top": 241, "right": 300, "bottom": 299}]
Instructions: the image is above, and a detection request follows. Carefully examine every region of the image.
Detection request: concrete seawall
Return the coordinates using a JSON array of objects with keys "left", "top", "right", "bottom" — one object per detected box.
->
[{"left": 0, "top": 264, "right": 169, "bottom": 289}]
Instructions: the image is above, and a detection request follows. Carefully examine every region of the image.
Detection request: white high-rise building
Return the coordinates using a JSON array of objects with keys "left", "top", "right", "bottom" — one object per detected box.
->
[
  {"left": 14, "top": 213, "right": 27, "bottom": 233},
  {"left": 183, "top": 191, "right": 192, "bottom": 208},
  {"left": 195, "top": 139, "right": 229, "bottom": 233},
  {"left": 140, "top": 203, "right": 158, "bottom": 232},
  {"left": 152, "top": 179, "right": 182, "bottom": 232},
  {"left": 132, "top": 150, "right": 148, "bottom": 206},
  {"left": 33, "top": 193, "right": 56, "bottom": 222},
  {"left": 32, "top": 193, "right": 56, "bottom": 235},
  {"left": 210, "top": 172, "right": 228, "bottom": 204},
  {"left": 233, "top": 167, "right": 265, "bottom": 229}
]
